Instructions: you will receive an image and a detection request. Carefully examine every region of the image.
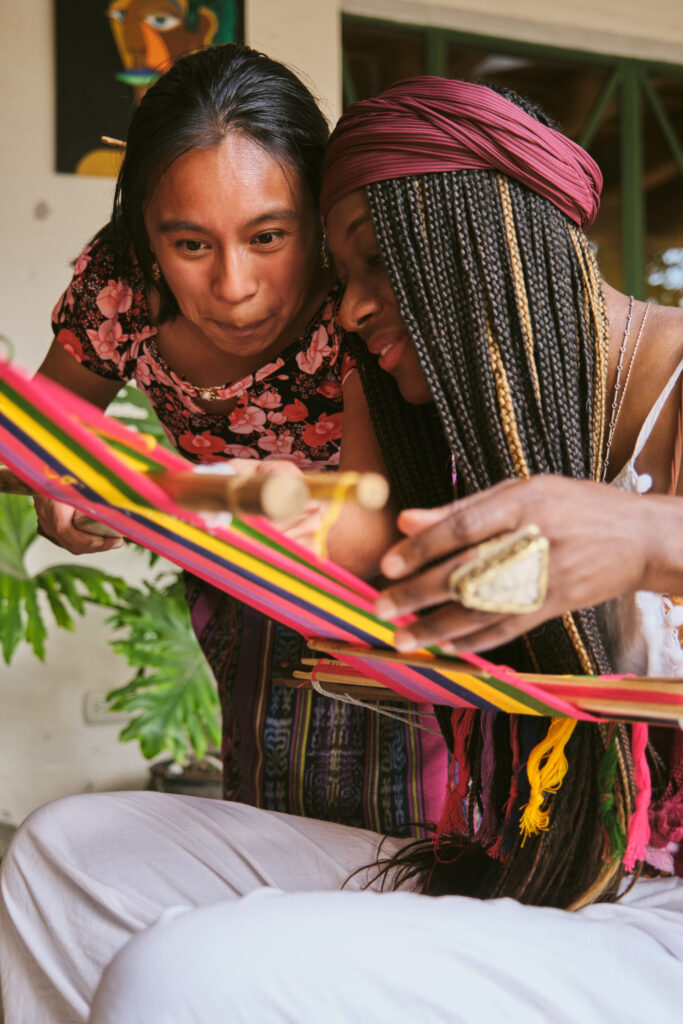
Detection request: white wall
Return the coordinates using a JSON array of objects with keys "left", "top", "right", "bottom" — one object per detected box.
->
[
  {"left": 248, "top": 0, "right": 341, "bottom": 123},
  {"left": 0, "top": 4, "right": 160, "bottom": 824}
]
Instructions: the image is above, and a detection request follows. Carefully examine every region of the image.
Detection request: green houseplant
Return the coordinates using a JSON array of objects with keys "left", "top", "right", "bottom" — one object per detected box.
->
[{"left": 0, "top": 384, "right": 221, "bottom": 775}]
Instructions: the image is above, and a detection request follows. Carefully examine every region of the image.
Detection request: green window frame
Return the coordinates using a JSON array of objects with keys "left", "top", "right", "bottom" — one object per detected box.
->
[{"left": 342, "top": 16, "right": 683, "bottom": 300}]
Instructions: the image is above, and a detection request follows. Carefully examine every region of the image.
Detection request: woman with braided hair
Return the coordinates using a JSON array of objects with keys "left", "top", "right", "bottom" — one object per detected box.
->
[
  {"left": 321, "top": 77, "right": 683, "bottom": 910},
  {"left": 1, "top": 78, "right": 682, "bottom": 1023}
]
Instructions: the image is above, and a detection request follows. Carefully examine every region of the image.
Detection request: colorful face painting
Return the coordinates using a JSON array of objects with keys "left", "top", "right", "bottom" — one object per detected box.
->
[{"left": 55, "top": 0, "right": 242, "bottom": 177}]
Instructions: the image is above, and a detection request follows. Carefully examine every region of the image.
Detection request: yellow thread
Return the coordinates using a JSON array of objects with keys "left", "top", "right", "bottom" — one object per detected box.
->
[
  {"left": 497, "top": 176, "right": 542, "bottom": 407},
  {"left": 487, "top": 322, "right": 530, "bottom": 479},
  {"left": 562, "top": 612, "right": 596, "bottom": 675},
  {"left": 313, "top": 474, "right": 356, "bottom": 558},
  {"left": 520, "top": 717, "right": 577, "bottom": 842},
  {"left": 567, "top": 226, "right": 609, "bottom": 478}
]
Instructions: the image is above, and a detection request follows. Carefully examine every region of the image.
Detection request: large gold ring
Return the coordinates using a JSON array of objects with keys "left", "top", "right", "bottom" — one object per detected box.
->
[{"left": 447, "top": 524, "right": 549, "bottom": 614}]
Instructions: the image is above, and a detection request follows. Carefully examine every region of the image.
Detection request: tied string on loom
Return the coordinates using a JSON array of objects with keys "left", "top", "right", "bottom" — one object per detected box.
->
[{"left": 0, "top": 357, "right": 666, "bottom": 875}]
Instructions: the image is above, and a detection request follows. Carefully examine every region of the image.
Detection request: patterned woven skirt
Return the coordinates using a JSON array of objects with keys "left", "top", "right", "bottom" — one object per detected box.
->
[{"left": 187, "top": 575, "right": 447, "bottom": 837}]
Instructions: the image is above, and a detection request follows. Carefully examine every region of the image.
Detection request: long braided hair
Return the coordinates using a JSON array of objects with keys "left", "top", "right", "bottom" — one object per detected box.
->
[{"left": 350, "top": 91, "right": 637, "bottom": 909}]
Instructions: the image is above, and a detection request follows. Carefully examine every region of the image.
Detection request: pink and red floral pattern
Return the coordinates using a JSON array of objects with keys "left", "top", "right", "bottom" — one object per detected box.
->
[{"left": 52, "top": 237, "right": 354, "bottom": 469}]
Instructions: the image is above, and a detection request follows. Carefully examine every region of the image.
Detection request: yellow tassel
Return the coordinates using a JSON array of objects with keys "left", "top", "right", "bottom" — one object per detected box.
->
[{"left": 520, "top": 718, "right": 578, "bottom": 843}]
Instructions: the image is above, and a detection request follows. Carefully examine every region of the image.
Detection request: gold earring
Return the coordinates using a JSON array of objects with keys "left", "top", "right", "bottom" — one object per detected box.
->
[
  {"left": 320, "top": 237, "right": 330, "bottom": 270},
  {"left": 151, "top": 258, "right": 161, "bottom": 282}
]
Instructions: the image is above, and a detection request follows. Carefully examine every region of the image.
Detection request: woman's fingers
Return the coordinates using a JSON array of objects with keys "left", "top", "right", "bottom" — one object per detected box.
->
[
  {"left": 382, "top": 479, "right": 524, "bottom": 578},
  {"left": 437, "top": 612, "right": 547, "bottom": 656},
  {"left": 34, "top": 498, "right": 124, "bottom": 555},
  {"left": 392, "top": 603, "right": 507, "bottom": 653},
  {"left": 376, "top": 547, "right": 481, "bottom": 620},
  {"left": 277, "top": 500, "right": 324, "bottom": 541}
]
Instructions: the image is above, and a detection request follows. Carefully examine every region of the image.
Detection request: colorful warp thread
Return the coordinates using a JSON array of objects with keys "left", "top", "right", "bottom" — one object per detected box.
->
[
  {"left": 0, "top": 357, "right": 589, "bottom": 719},
  {"left": 0, "top": 358, "right": 664, "bottom": 867}
]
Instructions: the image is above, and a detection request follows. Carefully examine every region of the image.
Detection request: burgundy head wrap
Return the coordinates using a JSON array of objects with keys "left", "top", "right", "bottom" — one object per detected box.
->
[{"left": 321, "top": 78, "right": 602, "bottom": 229}]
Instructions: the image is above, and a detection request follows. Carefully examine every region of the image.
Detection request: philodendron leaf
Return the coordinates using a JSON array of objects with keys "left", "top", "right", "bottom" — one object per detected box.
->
[
  {"left": 0, "top": 494, "right": 36, "bottom": 578},
  {"left": 110, "top": 384, "right": 175, "bottom": 451},
  {"left": 0, "top": 494, "right": 130, "bottom": 663},
  {"left": 0, "top": 575, "right": 25, "bottom": 663},
  {"left": 105, "top": 579, "right": 220, "bottom": 763}
]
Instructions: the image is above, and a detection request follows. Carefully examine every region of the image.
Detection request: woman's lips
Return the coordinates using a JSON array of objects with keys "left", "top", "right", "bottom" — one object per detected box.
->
[
  {"left": 371, "top": 335, "right": 407, "bottom": 373},
  {"left": 210, "top": 316, "right": 272, "bottom": 338}
]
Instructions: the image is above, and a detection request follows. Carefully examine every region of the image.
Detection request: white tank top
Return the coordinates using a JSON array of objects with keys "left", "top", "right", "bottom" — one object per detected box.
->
[{"left": 606, "top": 355, "right": 683, "bottom": 676}]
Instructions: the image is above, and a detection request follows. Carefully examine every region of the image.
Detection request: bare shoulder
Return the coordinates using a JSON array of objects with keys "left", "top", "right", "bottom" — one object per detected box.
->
[
  {"left": 607, "top": 300, "right": 683, "bottom": 483},
  {"left": 648, "top": 301, "right": 683, "bottom": 356},
  {"left": 636, "top": 302, "right": 683, "bottom": 391}
]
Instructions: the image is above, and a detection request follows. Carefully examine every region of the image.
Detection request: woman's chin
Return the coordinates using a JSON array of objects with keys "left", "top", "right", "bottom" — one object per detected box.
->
[{"left": 396, "top": 374, "right": 433, "bottom": 405}]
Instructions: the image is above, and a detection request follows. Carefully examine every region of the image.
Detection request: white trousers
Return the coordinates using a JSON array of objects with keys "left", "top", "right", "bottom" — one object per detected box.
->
[{"left": 1, "top": 791, "right": 682, "bottom": 1024}]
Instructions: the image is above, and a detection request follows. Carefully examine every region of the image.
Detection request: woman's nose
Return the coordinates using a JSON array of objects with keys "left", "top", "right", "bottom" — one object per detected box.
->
[
  {"left": 338, "top": 284, "right": 380, "bottom": 333},
  {"left": 212, "top": 253, "right": 258, "bottom": 304}
]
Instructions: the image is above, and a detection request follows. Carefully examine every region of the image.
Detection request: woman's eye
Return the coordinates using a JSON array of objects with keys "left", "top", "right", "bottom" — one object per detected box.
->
[
  {"left": 367, "top": 252, "right": 384, "bottom": 271},
  {"left": 253, "top": 231, "right": 284, "bottom": 246},
  {"left": 177, "top": 240, "right": 206, "bottom": 253}
]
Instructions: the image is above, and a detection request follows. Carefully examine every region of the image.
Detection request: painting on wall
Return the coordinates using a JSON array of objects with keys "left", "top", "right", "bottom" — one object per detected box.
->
[{"left": 55, "top": 1, "right": 243, "bottom": 176}]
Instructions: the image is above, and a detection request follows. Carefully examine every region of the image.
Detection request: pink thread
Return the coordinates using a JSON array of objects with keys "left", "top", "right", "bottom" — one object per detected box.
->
[{"left": 623, "top": 723, "right": 651, "bottom": 872}]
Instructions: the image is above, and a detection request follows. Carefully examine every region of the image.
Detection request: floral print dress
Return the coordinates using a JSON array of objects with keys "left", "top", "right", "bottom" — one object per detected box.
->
[{"left": 52, "top": 236, "right": 447, "bottom": 834}]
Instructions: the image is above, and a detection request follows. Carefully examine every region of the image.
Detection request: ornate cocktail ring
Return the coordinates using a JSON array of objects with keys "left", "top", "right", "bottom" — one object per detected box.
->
[{"left": 447, "top": 524, "right": 549, "bottom": 614}]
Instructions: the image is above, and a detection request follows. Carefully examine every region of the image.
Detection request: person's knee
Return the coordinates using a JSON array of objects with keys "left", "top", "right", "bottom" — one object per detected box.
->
[
  {"left": 2, "top": 795, "right": 86, "bottom": 883},
  {"left": 0, "top": 792, "right": 130, "bottom": 903},
  {"left": 89, "top": 894, "right": 325, "bottom": 1023},
  {"left": 89, "top": 909, "right": 210, "bottom": 1023}
]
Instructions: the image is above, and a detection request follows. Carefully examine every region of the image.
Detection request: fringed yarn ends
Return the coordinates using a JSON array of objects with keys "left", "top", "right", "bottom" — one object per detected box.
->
[
  {"left": 623, "top": 723, "right": 651, "bottom": 872},
  {"left": 435, "top": 709, "right": 476, "bottom": 842},
  {"left": 648, "top": 729, "right": 683, "bottom": 876},
  {"left": 475, "top": 711, "right": 499, "bottom": 847},
  {"left": 489, "top": 715, "right": 525, "bottom": 860},
  {"left": 597, "top": 727, "right": 626, "bottom": 864},
  {"left": 520, "top": 718, "right": 577, "bottom": 843}
]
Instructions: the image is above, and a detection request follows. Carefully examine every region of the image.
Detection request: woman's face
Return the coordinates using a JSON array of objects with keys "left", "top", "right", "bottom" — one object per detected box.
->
[
  {"left": 145, "top": 133, "right": 320, "bottom": 359},
  {"left": 326, "top": 189, "right": 432, "bottom": 405}
]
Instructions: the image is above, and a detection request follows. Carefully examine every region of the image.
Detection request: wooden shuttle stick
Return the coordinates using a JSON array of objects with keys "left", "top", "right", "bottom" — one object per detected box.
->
[
  {"left": 307, "top": 639, "right": 683, "bottom": 691},
  {"left": 146, "top": 470, "right": 389, "bottom": 517},
  {"left": 149, "top": 470, "right": 309, "bottom": 518},
  {"left": 305, "top": 640, "right": 683, "bottom": 723},
  {"left": 0, "top": 467, "right": 389, "bottom": 520}
]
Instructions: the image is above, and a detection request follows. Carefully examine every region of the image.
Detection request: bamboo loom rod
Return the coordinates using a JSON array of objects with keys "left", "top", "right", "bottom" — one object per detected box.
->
[
  {"left": 0, "top": 467, "right": 389, "bottom": 519},
  {"left": 307, "top": 640, "right": 683, "bottom": 693},
  {"left": 289, "top": 666, "right": 683, "bottom": 723}
]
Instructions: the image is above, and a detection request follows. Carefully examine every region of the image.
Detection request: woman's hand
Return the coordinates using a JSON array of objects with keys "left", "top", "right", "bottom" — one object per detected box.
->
[
  {"left": 34, "top": 497, "right": 124, "bottom": 554},
  {"left": 375, "top": 476, "right": 660, "bottom": 654}
]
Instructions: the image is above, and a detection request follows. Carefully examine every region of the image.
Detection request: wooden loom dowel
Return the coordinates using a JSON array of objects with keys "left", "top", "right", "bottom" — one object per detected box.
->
[
  {"left": 1, "top": 465, "right": 389, "bottom": 520},
  {"left": 290, "top": 664, "right": 683, "bottom": 722},
  {"left": 148, "top": 470, "right": 309, "bottom": 518},
  {"left": 293, "top": 471, "right": 390, "bottom": 509},
  {"left": 305, "top": 640, "right": 683, "bottom": 723},
  {"left": 148, "top": 470, "right": 389, "bottom": 517},
  {"left": 306, "top": 639, "right": 683, "bottom": 693}
]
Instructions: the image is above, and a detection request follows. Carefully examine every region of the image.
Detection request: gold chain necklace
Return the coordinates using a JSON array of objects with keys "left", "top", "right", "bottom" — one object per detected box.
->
[
  {"left": 603, "top": 297, "right": 650, "bottom": 479},
  {"left": 183, "top": 380, "right": 235, "bottom": 401}
]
